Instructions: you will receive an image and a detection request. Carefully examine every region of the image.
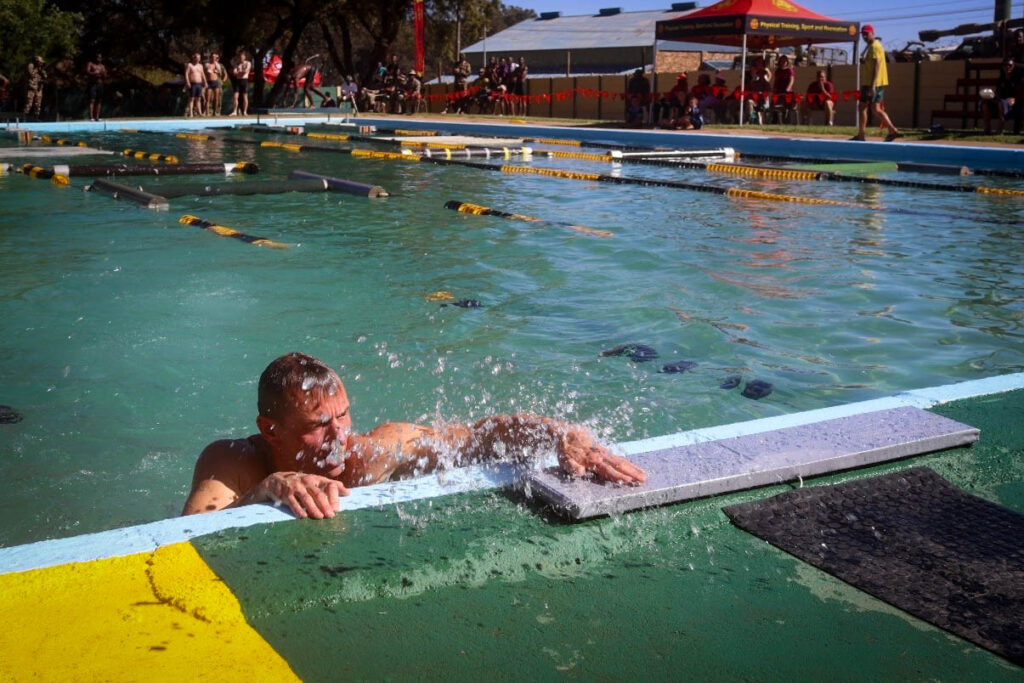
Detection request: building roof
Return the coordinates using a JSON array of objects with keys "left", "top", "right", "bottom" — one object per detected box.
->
[{"left": 462, "top": 7, "right": 741, "bottom": 54}]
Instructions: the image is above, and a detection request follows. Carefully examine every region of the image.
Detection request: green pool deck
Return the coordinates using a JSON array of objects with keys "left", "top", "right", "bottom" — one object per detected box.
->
[{"left": 188, "top": 389, "right": 1023, "bottom": 680}]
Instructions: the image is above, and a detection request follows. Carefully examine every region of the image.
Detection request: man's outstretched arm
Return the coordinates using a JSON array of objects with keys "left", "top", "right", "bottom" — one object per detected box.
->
[{"left": 374, "top": 415, "right": 646, "bottom": 484}]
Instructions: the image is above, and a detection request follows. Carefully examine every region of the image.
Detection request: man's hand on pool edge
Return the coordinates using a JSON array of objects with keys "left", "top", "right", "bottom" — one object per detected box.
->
[
  {"left": 558, "top": 428, "right": 646, "bottom": 485},
  {"left": 254, "top": 471, "right": 350, "bottom": 519}
]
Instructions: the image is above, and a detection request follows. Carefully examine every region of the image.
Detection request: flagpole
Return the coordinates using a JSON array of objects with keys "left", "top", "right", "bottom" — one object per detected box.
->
[{"left": 739, "top": 33, "right": 747, "bottom": 127}]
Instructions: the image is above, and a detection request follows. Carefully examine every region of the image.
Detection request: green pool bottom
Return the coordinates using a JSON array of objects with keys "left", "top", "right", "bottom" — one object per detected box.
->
[{"left": 194, "top": 390, "right": 1024, "bottom": 680}]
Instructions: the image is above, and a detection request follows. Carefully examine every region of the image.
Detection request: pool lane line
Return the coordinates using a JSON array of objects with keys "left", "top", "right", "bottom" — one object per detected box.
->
[
  {"left": 702, "top": 160, "right": 1024, "bottom": 197},
  {"left": 2, "top": 372, "right": 1022, "bottom": 577},
  {"left": 36, "top": 134, "right": 88, "bottom": 147},
  {"left": 419, "top": 146, "right": 531, "bottom": 160},
  {"left": 122, "top": 148, "right": 179, "bottom": 163},
  {"left": 444, "top": 200, "right": 613, "bottom": 237},
  {"left": 52, "top": 161, "right": 259, "bottom": 177},
  {"left": 525, "top": 136, "right": 582, "bottom": 147},
  {"left": 424, "top": 158, "right": 1024, "bottom": 225},
  {"left": 178, "top": 215, "right": 290, "bottom": 248},
  {"left": 17, "top": 163, "right": 69, "bottom": 185}
]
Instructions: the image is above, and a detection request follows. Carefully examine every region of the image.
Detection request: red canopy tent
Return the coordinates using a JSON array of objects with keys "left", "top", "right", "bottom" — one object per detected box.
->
[{"left": 654, "top": 0, "right": 860, "bottom": 124}]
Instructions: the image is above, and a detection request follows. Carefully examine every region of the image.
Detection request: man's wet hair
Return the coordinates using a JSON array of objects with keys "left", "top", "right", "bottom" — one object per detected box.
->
[{"left": 258, "top": 352, "right": 340, "bottom": 419}]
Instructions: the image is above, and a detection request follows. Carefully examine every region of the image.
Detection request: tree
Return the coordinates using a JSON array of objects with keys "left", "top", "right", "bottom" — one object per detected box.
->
[{"left": 0, "top": 0, "right": 80, "bottom": 83}]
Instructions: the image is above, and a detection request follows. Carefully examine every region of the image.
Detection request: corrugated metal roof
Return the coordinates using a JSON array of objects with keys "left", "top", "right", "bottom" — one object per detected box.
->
[{"left": 462, "top": 8, "right": 739, "bottom": 54}]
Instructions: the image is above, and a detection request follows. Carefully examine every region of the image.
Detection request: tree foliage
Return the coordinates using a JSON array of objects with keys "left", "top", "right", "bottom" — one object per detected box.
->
[
  {"left": 0, "top": 0, "right": 81, "bottom": 82},
  {"left": 48, "top": 0, "right": 532, "bottom": 106}
]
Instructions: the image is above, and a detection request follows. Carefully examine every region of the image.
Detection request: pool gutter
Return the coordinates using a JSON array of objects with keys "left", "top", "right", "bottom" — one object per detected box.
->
[
  {"left": 1, "top": 371, "right": 1022, "bottom": 576},
  {"left": 6, "top": 114, "right": 1024, "bottom": 173}
]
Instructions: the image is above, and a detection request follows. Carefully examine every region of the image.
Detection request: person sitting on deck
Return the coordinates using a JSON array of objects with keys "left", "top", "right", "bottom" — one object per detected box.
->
[
  {"left": 658, "top": 74, "right": 687, "bottom": 127},
  {"left": 183, "top": 353, "right": 646, "bottom": 519},
  {"left": 982, "top": 58, "right": 1020, "bottom": 135},
  {"left": 743, "top": 56, "right": 772, "bottom": 124},
  {"left": 800, "top": 69, "right": 835, "bottom": 125},
  {"left": 769, "top": 54, "right": 796, "bottom": 123}
]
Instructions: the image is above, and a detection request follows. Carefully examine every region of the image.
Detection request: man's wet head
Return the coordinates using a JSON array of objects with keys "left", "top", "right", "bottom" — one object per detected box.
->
[{"left": 256, "top": 352, "right": 352, "bottom": 472}]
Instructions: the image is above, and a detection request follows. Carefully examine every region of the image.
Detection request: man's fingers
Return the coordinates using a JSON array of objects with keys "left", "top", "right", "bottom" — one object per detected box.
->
[
  {"left": 605, "top": 455, "right": 646, "bottom": 483},
  {"left": 285, "top": 493, "right": 308, "bottom": 519}
]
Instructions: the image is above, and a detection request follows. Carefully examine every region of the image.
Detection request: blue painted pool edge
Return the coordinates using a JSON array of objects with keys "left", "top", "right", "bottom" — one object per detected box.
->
[
  {"left": 6, "top": 115, "right": 1024, "bottom": 172},
  {"left": 1, "top": 371, "right": 1021, "bottom": 576}
]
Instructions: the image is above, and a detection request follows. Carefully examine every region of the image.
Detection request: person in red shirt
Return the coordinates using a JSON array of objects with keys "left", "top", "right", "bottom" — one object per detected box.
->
[
  {"left": 800, "top": 69, "right": 836, "bottom": 125},
  {"left": 658, "top": 73, "right": 688, "bottom": 127},
  {"left": 770, "top": 54, "right": 796, "bottom": 123}
]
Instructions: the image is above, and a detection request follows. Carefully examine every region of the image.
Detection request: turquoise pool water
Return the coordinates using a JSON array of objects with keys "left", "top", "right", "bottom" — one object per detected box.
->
[{"left": 1, "top": 126, "right": 1023, "bottom": 546}]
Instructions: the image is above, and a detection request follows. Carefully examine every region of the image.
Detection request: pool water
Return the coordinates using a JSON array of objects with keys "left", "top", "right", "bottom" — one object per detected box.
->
[{"left": 1, "top": 126, "right": 1023, "bottom": 547}]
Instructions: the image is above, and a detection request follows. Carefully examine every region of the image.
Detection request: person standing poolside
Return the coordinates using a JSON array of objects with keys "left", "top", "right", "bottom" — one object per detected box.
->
[
  {"left": 85, "top": 53, "right": 107, "bottom": 121},
  {"left": 854, "top": 24, "right": 900, "bottom": 141},
  {"left": 204, "top": 53, "right": 226, "bottom": 116},
  {"left": 230, "top": 50, "right": 252, "bottom": 116},
  {"left": 183, "top": 352, "right": 646, "bottom": 519},
  {"left": 184, "top": 53, "right": 207, "bottom": 117},
  {"left": 24, "top": 56, "right": 47, "bottom": 117}
]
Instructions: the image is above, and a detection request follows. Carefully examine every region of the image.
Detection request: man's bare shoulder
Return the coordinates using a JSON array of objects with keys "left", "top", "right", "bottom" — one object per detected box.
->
[{"left": 194, "top": 436, "right": 267, "bottom": 480}]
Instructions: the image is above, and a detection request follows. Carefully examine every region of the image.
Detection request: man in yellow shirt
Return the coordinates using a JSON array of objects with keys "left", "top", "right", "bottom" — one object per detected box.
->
[{"left": 853, "top": 24, "right": 900, "bottom": 141}]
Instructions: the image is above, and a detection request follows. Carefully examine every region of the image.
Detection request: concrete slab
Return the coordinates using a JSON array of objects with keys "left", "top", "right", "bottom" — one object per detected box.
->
[
  {"left": 0, "top": 146, "right": 115, "bottom": 158},
  {"left": 526, "top": 406, "right": 980, "bottom": 519}
]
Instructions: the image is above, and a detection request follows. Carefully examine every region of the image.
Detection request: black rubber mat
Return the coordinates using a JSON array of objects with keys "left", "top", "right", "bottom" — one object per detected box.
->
[{"left": 723, "top": 467, "right": 1024, "bottom": 666}]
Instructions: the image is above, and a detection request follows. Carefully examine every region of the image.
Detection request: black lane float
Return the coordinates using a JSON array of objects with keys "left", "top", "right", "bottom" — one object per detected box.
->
[
  {"left": 85, "top": 170, "right": 386, "bottom": 208},
  {"left": 289, "top": 170, "right": 388, "bottom": 197},
  {"left": 154, "top": 178, "right": 329, "bottom": 199},
  {"left": 51, "top": 161, "right": 259, "bottom": 177},
  {"left": 178, "top": 215, "right": 289, "bottom": 249},
  {"left": 17, "top": 164, "right": 69, "bottom": 185},
  {"left": 87, "top": 178, "right": 169, "bottom": 209}
]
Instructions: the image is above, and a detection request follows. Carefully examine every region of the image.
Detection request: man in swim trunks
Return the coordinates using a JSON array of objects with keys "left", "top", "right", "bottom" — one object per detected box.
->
[
  {"left": 183, "top": 352, "right": 646, "bottom": 519},
  {"left": 184, "top": 52, "right": 207, "bottom": 117},
  {"left": 204, "top": 53, "right": 226, "bottom": 116},
  {"left": 85, "top": 53, "right": 107, "bottom": 121},
  {"left": 853, "top": 24, "right": 900, "bottom": 141},
  {"left": 287, "top": 57, "right": 330, "bottom": 108},
  {"left": 230, "top": 49, "right": 251, "bottom": 116}
]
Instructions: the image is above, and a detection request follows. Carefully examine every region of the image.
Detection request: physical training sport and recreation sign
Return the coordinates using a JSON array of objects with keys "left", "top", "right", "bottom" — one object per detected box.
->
[{"left": 656, "top": 0, "right": 858, "bottom": 48}]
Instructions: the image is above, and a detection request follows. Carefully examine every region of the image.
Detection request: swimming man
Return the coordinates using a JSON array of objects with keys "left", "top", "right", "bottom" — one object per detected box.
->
[{"left": 183, "top": 352, "right": 646, "bottom": 519}]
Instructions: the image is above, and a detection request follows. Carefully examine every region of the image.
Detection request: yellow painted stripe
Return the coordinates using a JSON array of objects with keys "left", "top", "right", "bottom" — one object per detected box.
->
[
  {"left": 393, "top": 129, "right": 437, "bottom": 136},
  {"left": 0, "top": 543, "right": 299, "bottom": 681}
]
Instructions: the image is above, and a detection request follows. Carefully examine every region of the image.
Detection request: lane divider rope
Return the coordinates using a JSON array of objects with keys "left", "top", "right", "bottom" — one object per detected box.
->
[
  {"left": 443, "top": 200, "right": 613, "bottom": 237},
  {"left": 178, "top": 215, "right": 289, "bottom": 249}
]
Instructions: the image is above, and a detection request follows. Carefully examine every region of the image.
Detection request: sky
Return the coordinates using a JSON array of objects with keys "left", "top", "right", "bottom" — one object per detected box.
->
[{"left": 509, "top": 0, "right": 1024, "bottom": 49}]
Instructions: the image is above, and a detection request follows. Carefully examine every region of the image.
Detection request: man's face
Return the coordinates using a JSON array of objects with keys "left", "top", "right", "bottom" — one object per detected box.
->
[
  {"left": 861, "top": 30, "right": 873, "bottom": 42},
  {"left": 268, "top": 379, "right": 352, "bottom": 472}
]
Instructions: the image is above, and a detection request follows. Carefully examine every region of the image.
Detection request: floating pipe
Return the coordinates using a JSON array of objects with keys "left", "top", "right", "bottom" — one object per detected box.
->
[{"left": 288, "top": 170, "right": 388, "bottom": 197}]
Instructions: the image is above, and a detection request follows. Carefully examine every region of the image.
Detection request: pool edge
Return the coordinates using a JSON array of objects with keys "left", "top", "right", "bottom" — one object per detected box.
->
[{"left": 2, "top": 371, "right": 1022, "bottom": 576}]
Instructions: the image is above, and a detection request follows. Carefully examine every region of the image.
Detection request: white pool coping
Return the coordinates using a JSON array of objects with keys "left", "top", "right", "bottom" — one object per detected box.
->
[{"left": 1, "top": 372, "right": 1021, "bottom": 576}]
